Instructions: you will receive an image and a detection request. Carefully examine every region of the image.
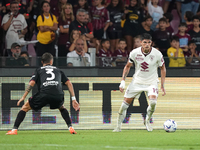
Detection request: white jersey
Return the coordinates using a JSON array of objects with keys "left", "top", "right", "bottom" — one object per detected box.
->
[
  {"left": 1, "top": 13, "right": 27, "bottom": 49},
  {"left": 129, "top": 47, "right": 164, "bottom": 85}
]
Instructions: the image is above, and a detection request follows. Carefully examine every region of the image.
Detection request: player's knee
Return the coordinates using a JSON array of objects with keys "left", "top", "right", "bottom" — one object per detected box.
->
[{"left": 149, "top": 99, "right": 157, "bottom": 111}]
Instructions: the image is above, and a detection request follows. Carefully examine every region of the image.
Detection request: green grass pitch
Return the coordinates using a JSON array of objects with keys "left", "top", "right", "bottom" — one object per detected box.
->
[{"left": 0, "top": 130, "right": 200, "bottom": 150}]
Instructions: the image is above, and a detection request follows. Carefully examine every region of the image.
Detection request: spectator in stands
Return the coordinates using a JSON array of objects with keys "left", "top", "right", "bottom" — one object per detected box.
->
[
  {"left": 106, "top": 0, "right": 124, "bottom": 53},
  {"left": 20, "top": 51, "right": 30, "bottom": 65},
  {"left": 133, "top": 35, "right": 142, "bottom": 48},
  {"left": 181, "top": 0, "right": 199, "bottom": 22},
  {"left": 91, "top": 0, "right": 110, "bottom": 54},
  {"left": 57, "top": 3, "right": 74, "bottom": 58},
  {"left": 184, "top": 11, "right": 194, "bottom": 32},
  {"left": 188, "top": 15, "right": 200, "bottom": 52},
  {"left": 98, "top": 39, "right": 113, "bottom": 67},
  {"left": 163, "top": 12, "right": 174, "bottom": 35},
  {"left": 73, "top": 0, "right": 90, "bottom": 16},
  {"left": 122, "top": 0, "right": 145, "bottom": 52},
  {"left": 67, "top": 38, "right": 90, "bottom": 66},
  {"left": 113, "top": 38, "right": 128, "bottom": 66},
  {"left": 153, "top": 17, "right": 171, "bottom": 58},
  {"left": 175, "top": 22, "right": 191, "bottom": 53},
  {"left": 147, "top": 0, "right": 163, "bottom": 31},
  {"left": 36, "top": 1, "right": 58, "bottom": 56},
  {"left": 1, "top": 1, "right": 27, "bottom": 56},
  {"left": 167, "top": 36, "right": 186, "bottom": 67},
  {"left": 84, "top": 11, "right": 93, "bottom": 32},
  {"left": 69, "top": 9, "right": 93, "bottom": 41},
  {"left": 163, "top": 0, "right": 181, "bottom": 19},
  {"left": 69, "top": 29, "right": 88, "bottom": 52},
  {"left": 140, "top": 15, "right": 154, "bottom": 36},
  {"left": 6, "top": 42, "right": 29, "bottom": 66},
  {"left": 185, "top": 40, "right": 200, "bottom": 66}
]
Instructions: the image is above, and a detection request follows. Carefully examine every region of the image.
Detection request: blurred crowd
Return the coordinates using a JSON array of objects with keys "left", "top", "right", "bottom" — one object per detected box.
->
[{"left": 1, "top": 0, "right": 200, "bottom": 67}]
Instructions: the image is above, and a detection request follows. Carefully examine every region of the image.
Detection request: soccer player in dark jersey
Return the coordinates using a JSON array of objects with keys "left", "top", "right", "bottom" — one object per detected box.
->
[{"left": 6, "top": 53, "right": 80, "bottom": 135}]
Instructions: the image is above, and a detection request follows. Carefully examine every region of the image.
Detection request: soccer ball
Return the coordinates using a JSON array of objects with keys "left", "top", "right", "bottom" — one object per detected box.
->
[{"left": 163, "top": 119, "right": 177, "bottom": 132}]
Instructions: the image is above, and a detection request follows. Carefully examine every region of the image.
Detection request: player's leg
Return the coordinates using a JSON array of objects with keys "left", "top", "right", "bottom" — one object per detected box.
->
[
  {"left": 59, "top": 105, "right": 77, "bottom": 134},
  {"left": 144, "top": 85, "right": 158, "bottom": 131},
  {"left": 113, "top": 97, "right": 134, "bottom": 132},
  {"left": 6, "top": 101, "right": 31, "bottom": 135}
]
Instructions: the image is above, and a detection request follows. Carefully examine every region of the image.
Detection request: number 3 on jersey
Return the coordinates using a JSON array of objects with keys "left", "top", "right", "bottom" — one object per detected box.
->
[{"left": 45, "top": 68, "right": 55, "bottom": 80}]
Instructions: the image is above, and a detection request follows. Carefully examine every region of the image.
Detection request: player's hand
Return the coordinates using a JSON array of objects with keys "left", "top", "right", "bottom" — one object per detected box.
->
[
  {"left": 17, "top": 97, "right": 25, "bottom": 106},
  {"left": 161, "top": 87, "right": 166, "bottom": 96},
  {"left": 72, "top": 100, "right": 80, "bottom": 111},
  {"left": 119, "top": 80, "right": 125, "bottom": 93}
]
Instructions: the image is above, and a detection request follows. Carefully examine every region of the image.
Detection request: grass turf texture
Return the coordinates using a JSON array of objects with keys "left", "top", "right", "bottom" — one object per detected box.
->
[{"left": 0, "top": 130, "right": 200, "bottom": 150}]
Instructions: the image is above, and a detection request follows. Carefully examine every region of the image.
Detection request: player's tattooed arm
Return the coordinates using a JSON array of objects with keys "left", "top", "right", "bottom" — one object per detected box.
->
[
  {"left": 122, "top": 61, "right": 132, "bottom": 80},
  {"left": 26, "top": 85, "right": 33, "bottom": 93}
]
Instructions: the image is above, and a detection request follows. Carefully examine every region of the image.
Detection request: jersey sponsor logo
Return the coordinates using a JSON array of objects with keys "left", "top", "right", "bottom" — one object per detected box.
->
[
  {"left": 141, "top": 61, "right": 149, "bottom": 72},
  {"left": 43, "top": 81, "right": 59, "bottom": 87},
  {"left": 135, "top": 55, "right": 144, "bottom": 61}
]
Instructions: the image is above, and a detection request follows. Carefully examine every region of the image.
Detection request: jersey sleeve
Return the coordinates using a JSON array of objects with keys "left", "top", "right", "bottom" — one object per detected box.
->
[
  {"left": 128, "top": 51, "right": 134, "bottom": 63},
  {"left": 61, "top": 71, "right": 69, "bottom": 84},
  {"left": 157, "top": 52, "right": 165, "bottom": 67},
  {"left": 30, "top": 68, "right": 39, "bottom": 82}
]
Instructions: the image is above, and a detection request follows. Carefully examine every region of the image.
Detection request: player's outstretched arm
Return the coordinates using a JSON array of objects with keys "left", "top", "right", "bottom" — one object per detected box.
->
[
  {"left": 119, "top": 61, "right": 133, "bottom": 93},
  {"left": 65, "top": 80, "right": 80, "bottom": 111},
  {"left": 160, "top": 64, "right": 166, "bottom": 96},
  {"left": 17, "top": 80, "right": 35, "bottom": 106}
]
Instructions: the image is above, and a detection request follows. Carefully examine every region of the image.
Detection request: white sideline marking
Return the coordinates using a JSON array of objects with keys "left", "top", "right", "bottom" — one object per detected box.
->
[
  {"left": 0, "top": 144, "right": 183, "bottom": 150},
  {"left": 105, "top": 145, "right": 183, "bottom": 150}
]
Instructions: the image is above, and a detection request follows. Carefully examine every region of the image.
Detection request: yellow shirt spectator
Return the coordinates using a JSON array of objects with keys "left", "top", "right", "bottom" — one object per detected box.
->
[
  {"left": 167, "top": 47, "right": 186, "bottom": 67},
  {"left": 37, "top": 14, "right": 58, "bottom": 44}
]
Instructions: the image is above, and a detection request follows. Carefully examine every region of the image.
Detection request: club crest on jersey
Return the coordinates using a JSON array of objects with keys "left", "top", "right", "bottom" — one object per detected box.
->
[
  {"left": 150, "top": 55, "right": 154, "bottom": 61},
  {"left": 135, "top": 54, "right": 144, "bottom": 61}
]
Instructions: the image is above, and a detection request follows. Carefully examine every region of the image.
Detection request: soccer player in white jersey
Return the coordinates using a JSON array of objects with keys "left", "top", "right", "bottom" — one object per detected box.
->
[{"left": 113, "top": 33, "right": 166, "bottom": 132}]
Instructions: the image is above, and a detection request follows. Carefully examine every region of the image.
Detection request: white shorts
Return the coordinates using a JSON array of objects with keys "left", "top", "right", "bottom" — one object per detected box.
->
[{"left": 124, "top": 81, "right": 158, "bottom": 99}]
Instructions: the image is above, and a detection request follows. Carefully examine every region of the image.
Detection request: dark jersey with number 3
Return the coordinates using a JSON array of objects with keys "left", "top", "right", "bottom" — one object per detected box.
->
[{"left": 30, "top": 65, "right": 69, "bottom": 95}]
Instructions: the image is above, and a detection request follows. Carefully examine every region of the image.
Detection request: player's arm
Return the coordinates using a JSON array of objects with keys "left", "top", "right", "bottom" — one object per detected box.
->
[
  {"left": 65, "top": 80, "right": 80, "bottom": 111},
  {"left": 17, "top": 80, "right": 35, "bottom": 106},
  {"left": 160, "top": 63, "right": 166, "bottom": 96},
  {"left": 119, "top": 61, "right": 133, "bottom": 92}
]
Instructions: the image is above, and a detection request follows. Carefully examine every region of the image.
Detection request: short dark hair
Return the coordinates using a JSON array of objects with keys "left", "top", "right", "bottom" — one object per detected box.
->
[
  {"left": 10, "top": 1, "right": 19, "bottom": 6},
  {"left": 179, "top": 22, "right": 187, "bottom": 27},
  {"left": 143, "top": 15, "right": 153, "bottom": 21},
  {"left": 159, "top": 17, "right": 167, "bottom": 23},
  {"left": 141, "top": 33, "right": 152, "bottom": 41},
  {"left": 171, "top": 35, "right": 179, "bottom": 42},
  {"left": 20, "top": 51, "right": 29, "bottom": 57},
  {"left": 185, "top": 11, "right": 194, "bottom": 22},
  {"left": 100, "top": 39, "right": 109, "bottom": 46},
  {"left": 188, "top": 40, "right": 196, "bottom": 46},
  {"left": 163, "top": 13, "right": 173, "bottom": 22},
  {"left": 192, "top": 15, "right": 200, "bottom": 21},
  {"left": 118, "top": 38, "right": 127, "bottom": 43},
  {"left": 41, "top": 53, "right": 53, "bottom": 64}
]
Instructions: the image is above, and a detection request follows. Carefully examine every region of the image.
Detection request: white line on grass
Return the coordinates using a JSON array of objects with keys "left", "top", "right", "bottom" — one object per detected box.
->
[{"left": 0, "top": 144, "right": 183, "bottom": 150}]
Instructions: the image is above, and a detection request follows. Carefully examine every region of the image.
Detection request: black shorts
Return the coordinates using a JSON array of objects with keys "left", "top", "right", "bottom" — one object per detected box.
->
[
  {"left": 107, "top": 31, "right": 122, "bottom": 40},
  {"left": 93, "top": 28, "right": 104, "bottom": 40},
  {"left": 29, "top": 92, "right": 64, "bottom": 111}
]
